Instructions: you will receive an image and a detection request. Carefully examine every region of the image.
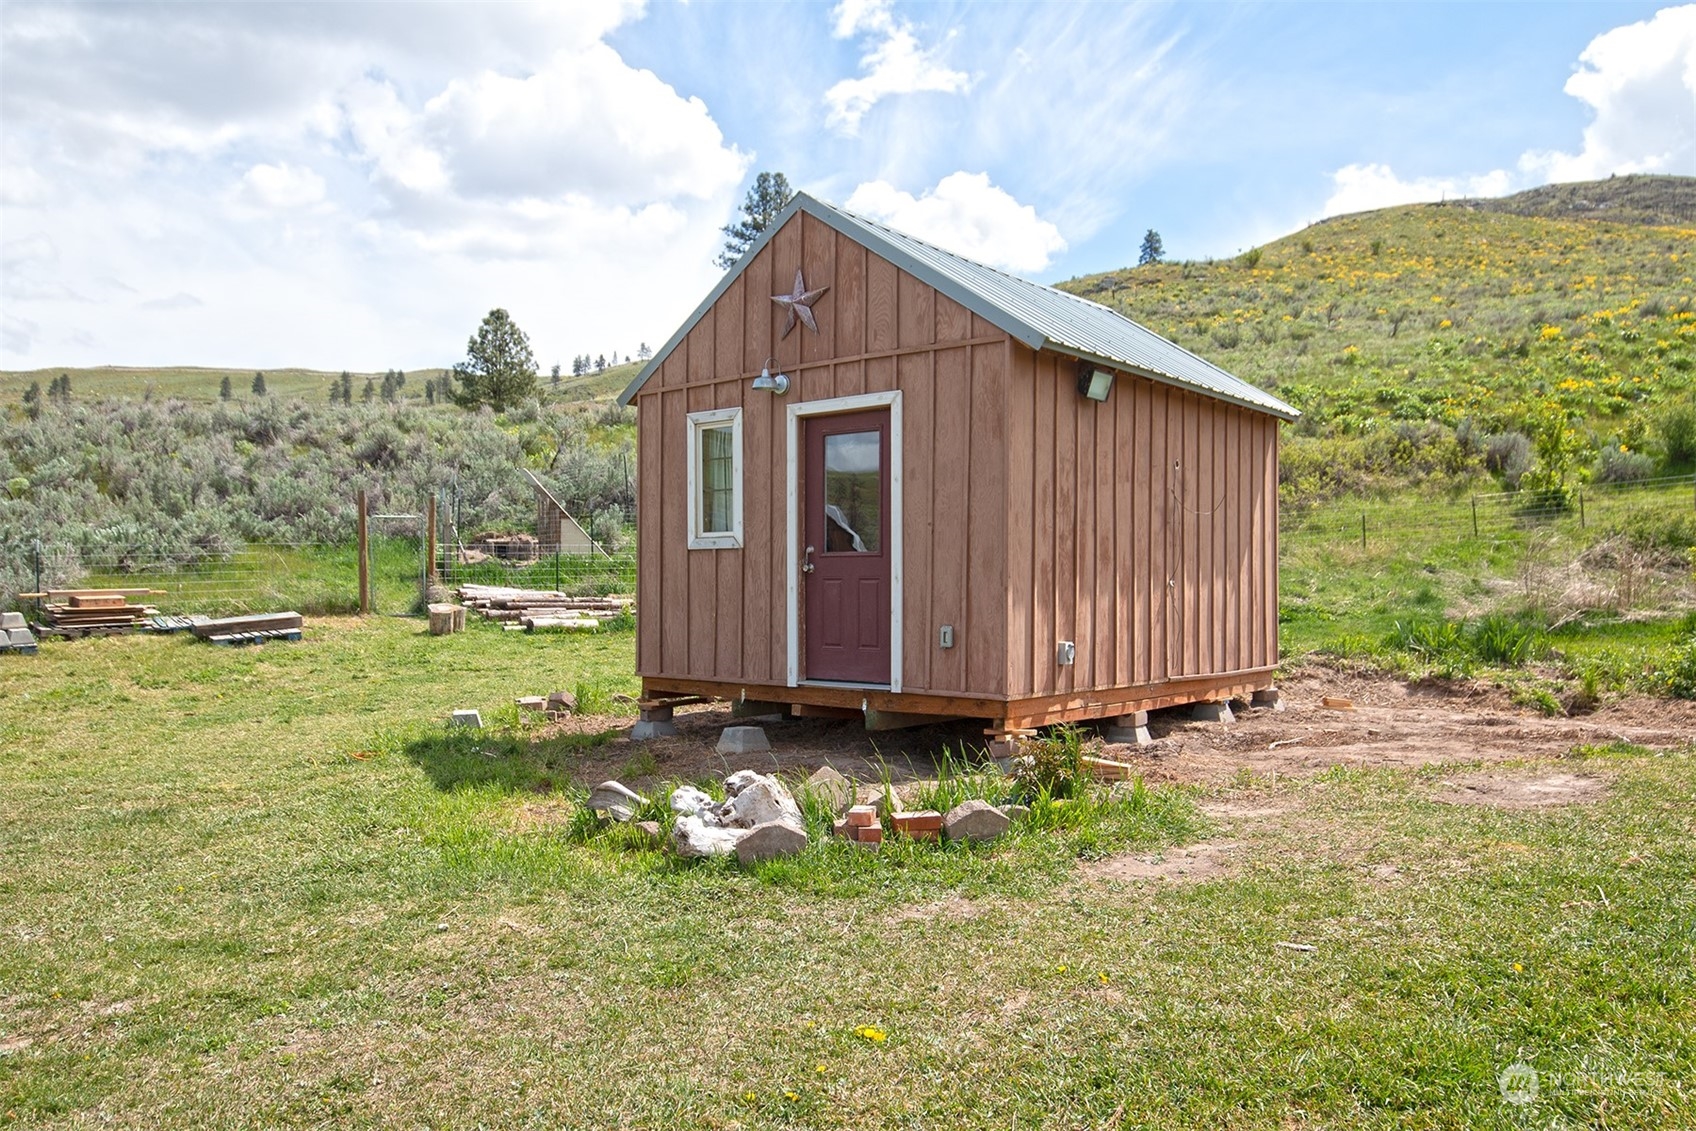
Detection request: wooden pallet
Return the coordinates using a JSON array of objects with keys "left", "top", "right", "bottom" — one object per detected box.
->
[
  {"left": 33, "top": 622, "right": 135, "bottom": 640},
  {"left": 206, "top": 629, "right": 303, "bottom": 647},
  {"left": 147, "top": 615, "right": 208, "bottom": 634}
]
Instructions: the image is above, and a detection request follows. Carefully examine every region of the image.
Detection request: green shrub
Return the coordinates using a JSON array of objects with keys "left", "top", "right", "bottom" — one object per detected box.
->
[
  {"left": 1594, "top": 442, "right": 1655, "bottom": 484},
  {"left": 1471, "top": 613, "right": 1543, "bottom": 665},
  {"left": 1662, "top": 639, "right": 1696, "bottom": 699},
  {"left": 1658, "top": 399, "right": 1696, "bottom": 466},
  {"left": 1012, "top": 726, "right": 1088, "bottom": 801}
]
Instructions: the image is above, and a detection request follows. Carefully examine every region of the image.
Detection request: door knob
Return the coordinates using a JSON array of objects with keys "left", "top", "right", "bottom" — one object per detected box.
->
[{"left": 801, "top": 545, "right": 815, "bottom": 573}]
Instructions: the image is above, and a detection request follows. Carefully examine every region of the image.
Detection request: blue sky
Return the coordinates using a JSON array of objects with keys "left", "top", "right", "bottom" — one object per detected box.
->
[{"left": 2, "top": 1, "right": 1692, "bottom": 372}]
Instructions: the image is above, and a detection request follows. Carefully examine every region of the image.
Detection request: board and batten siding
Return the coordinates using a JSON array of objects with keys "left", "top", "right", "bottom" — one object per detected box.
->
[
  {"left": 634, "top": 210, "right": 1011, "bottom": 698},
  {"left": 1002, "top": 344, "right": 1280, "bottom": 702}
]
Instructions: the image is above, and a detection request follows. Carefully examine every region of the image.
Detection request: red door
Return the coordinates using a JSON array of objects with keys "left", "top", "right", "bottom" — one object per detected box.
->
[{"left": 803, "top": 409, "right": 891, "bottom": 684}]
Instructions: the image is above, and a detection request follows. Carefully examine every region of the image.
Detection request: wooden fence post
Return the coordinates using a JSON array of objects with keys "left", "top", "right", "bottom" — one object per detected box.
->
[
  {"left": 357, "top": 489, "right": 371, "bottom": 616},
  {"left": 426, "top": 494, "right": 438, "bottom": 584},
  {"left": 1471, "top": 497, "right": 1479, "bottom": 538},
  {"left": 1360, "top": 512, "right": 1367, "bottom": 549}
]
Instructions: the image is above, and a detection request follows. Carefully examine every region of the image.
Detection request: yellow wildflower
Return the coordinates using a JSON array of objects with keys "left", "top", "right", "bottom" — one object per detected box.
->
[{"left": 855, "top": 1025, "right": 887, "bottom": 1043}]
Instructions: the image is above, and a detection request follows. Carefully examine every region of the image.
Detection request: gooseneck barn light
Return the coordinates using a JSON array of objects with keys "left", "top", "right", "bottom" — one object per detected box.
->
[
  {"left": 752, "top": 356, "right": 790, "bottom": 395},
  {"left": 1076, "top": 360, "right": 1114, "bottom": 402}
]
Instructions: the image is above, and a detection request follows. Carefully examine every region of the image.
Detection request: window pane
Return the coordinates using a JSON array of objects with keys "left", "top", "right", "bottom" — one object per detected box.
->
[
  {"left": 823, "top": 430, "right": 880, "bottom": 553},
  {"left": 700, "top": 424, "right": 734, "bottom": 534}
]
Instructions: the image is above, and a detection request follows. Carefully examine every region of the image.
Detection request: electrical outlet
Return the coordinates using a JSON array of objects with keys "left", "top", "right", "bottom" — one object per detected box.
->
[
  {"left": 939, "top": 624, "right": 954, "bottom": 649},
  {"left": 1057, "top": 640, "right": 1075, "bottom": 665}
]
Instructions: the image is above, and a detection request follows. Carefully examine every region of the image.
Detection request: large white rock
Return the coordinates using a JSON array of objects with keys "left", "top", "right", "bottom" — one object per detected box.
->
[
  {"left": 670, "top": 785, "right": 717, "bottom": 817},
  {"left": 723, "top": 772, "right": 803, "bottom": 829},
  {"left": 671, "top": 815, "right": 747, "bottom": 858}
]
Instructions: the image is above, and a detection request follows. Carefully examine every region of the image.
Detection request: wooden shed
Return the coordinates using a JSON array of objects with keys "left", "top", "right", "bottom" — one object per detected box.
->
[{"left": 618, "top": 193, "right": 1299, "bottom": 744}]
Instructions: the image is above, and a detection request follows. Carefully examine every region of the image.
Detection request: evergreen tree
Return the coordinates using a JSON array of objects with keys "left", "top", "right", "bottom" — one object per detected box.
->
[
  {"left": 595, "top": 354, "right": 606, "bottom": 372},
  {"left": 551, "top": 363, "right": 561, "bottom": 388},
  {"left": 251, "top": 371, "right": 267, "bottom": 396},
  {"left": 1138, "top": 229, "right": 1165, "bottom": 266},
  {"left": 637, "top": 342, "right": 651, "bottom": 360},
  {"left": 340, "top": 371, "right": 354, "bottom": 405},
  {"left": 363, "top": 377, "right": 376, "bottom": 403},
  {"left": 449, "top": 308, "right": 539, "bottom": 412},
  {"left": 572, "top": 355, "right": 586, "bottom": 377},
  {"left": 22, "top": 381, "right": 41, "bottom": 420},
  {"left": 220, "top": 375, "right": 233, "bottom": 400},
  {"left": 717, "top": 171, "right": 793, "bottom": 269},
  {"left": 424, "top": 378, "right": 436, "bottom": 405},
  {"left": 328, "top": 377, "right": 340, "bottom": 404},
  {"left": 380, "top": 371, "right": 398, "bottom": 401}
]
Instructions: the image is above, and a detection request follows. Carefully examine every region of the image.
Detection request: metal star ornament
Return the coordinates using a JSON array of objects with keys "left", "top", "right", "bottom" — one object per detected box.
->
[{"left": 772, "top": 268, "right": 829, "bottom": 337}]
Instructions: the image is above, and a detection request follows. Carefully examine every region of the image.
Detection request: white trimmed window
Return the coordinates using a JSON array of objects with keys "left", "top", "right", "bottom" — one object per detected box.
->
[{"left": 687, "top": 407, "right": 743, "bottom": 549}]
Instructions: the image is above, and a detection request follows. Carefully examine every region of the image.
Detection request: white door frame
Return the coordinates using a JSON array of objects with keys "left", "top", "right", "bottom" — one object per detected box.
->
[{"left": 786, "top": 390, "right": 903, "bottom": 692}]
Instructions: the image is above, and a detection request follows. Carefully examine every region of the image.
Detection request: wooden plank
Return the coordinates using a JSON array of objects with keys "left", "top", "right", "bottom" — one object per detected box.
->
[
  {"left": 899, "top": 351, "right": 933, "bottom": 692},
  {"left": 930, "top": 347, "right": 970, "bottom": 693},
  {"left": 715, "top": 382, "right": 743, "bottom": 681},
  {"left": 743, "top": 233, "right": 774, "bottom": 373},
  {"left": 835, "top": 233, "right": 867, "bottom": 360},
  {"left": 716, "top": 270, "right": 744, "bottom": 380},
  {"left": 965, "top": 342, "right": 1006, "bottom": 696},
  {"left": 866, "top": 252, "right": 897, "bottom": 354},
  {"left": 743, "top": 361, "right": 773, "bottom": 683},
  {"left": 637, "top": 392, "right": 662, "bottom": 674},
  {"left": 1095, "top": 389, "right": 1116, "bottom": 690},
  {"left": 935, "top": 293, "right": 972, "bottom": 344},
  {"left": 1004, "top": 343, "right": 1035, "bottom": 699},
  {"left": 660, "top": 387, "right": 690, "bottom": 674},
  {"left": 801, "top": 212, "right": 836, "bottom": 367},
  {"left": 1031, "top": 349, "right": 1057, "bottom": 697},
  {"left": 191, "top": 612, "right": 302, "bottom": 639},
  {"left": 1114, "top": 375, "right": 1133, "bottom": 688},
  {"left": 897, "top": 269, "right": 933, "bottom": 351}
]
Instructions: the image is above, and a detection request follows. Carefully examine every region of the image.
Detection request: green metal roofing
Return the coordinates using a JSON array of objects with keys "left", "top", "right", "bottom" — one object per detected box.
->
[{"left": 618, "top": 193, "right": 1299, "bottom": 420}]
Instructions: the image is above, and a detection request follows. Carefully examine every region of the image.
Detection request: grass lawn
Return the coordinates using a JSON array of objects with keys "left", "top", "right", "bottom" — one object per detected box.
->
[{"left": 2, "top": 617, "right": 1693, "bottom": 1127}]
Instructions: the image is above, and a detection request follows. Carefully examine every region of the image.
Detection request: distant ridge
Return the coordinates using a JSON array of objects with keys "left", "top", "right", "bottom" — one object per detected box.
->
[{"left": 1444, "top": 173, "right": 1696, "bottom": 228}]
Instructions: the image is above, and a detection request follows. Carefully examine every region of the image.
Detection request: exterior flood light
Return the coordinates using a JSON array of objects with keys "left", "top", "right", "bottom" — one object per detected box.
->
[
  {"left": 1077, "top": 362, "right": 1114, "bottom": 402},
  {"left": 753, "top": 360, "right": 790, "bottom": 395}
]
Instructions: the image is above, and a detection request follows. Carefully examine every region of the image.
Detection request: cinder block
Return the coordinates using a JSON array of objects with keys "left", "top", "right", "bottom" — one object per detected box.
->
[
  {"left": 1252, "top": 688, "right": 1284, "bottom": 711},
  {"left": 630, "top": 719, "right": 678, "bottom": 740},
  {"left": 0, "top": 611, "right": 24, "bottom": 631},
  {"left": 1105, "top": 711, "right": 1152, "bottom": 745},
  {"left": 1190, "top": 701, "right": 1234, "bottom": 724},
  {"left": 716, "top": 725, "right": 771, "bottom": 756},
  {"left": 449, "top": 709, "right": 482, "bottom": 728}
]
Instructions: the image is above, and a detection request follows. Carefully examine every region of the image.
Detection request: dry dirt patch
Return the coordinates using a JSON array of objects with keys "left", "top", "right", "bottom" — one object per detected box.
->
[
  {"left": 1080, "top": 842, "right": 1238, "bottom": 885},
  {"left": 1432, "top": 771, "right": 1607, "bottom": 809}
]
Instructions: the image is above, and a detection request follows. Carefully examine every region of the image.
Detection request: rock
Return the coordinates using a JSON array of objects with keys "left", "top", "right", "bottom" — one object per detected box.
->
[
  {"left": 716, "top": 726, "right": 771, "bottom": 756},
  {"left": 998, "top": 804, "right": 1031, "bottom": 822},
  {"left": 548, "top": 690, "right": 579, "bottom": 713},
  {"left": 633, "top": 820, "right": 663, "bottom": 848},
  {"left": 588, "top": 780, "right": 648, "bottom": 822},
  {"left": 671, "top": 815, "right": 747, "bottom": 858},
  {"left": 670, "top": 785, "right": 717, "bottom": 817},
  {"left": 450, "top": 709, "right": 482, "bottom": 729},
  {"left": 866, "top": 783, "right": 904, "bottom": 816},
  {"left": 805, "top": 765, "right": 854, "bottom": 814},
  {"left": 723, "top": 772, "right": 802, "bottom": 828},
  {"left": 943, "top": 799, "right": 1011, "bottom": 843},
  {"left": 735, "top": 818, "right": 810, "bottom": 864}
]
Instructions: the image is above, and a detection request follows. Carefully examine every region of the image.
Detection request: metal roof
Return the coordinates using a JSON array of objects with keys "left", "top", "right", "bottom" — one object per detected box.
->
[{"left": 619, "top": 193, "right": 1299, "bottom": 420}]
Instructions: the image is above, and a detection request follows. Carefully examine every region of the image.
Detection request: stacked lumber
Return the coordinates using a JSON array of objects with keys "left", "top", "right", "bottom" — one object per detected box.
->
[
  {"left": 455, "top": 585, "right": 632, "bottom": 633},
  {"left": 189, "top": 611, "right": 304, "bottom": 647},
  {"left": 21, "top": 589, "right": 163, "bottom": 638}
]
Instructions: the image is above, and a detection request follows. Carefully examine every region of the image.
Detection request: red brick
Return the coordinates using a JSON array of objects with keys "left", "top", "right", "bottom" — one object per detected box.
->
[
  {"left": 846, "top": 805, "right": 879, "bottom": 828},
  {"left": 853, "top": 825, "right": 884, "bottom": 845}
]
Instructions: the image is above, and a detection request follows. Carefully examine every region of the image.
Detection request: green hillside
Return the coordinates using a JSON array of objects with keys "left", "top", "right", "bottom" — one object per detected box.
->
[{"left": 1059, "top": 175, "right": 1696, "bottom": 500}]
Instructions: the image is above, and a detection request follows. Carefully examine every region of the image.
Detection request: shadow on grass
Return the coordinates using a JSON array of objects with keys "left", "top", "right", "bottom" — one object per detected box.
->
[{"left": 403, "top": 726, "right": 618, "bottom": 793}]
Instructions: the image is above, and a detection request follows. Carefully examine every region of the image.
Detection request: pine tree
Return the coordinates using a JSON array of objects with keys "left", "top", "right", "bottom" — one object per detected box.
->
[
  {"left": 717, "top": 171, "right": 793, "bottom": 269},
  {"left": 551, "top": 363, "right": 561, "bottom": 388},
  {"left": 637, "top": 342, "right": 651, "bottom": 360},
  {"left": 251, "top": 371, "right": 267, "bottom": 396},
  {"left": 363, "top": 378, "right": 376, "bottom": 403},
  {"left": 328, "top": 377, "right": 340, "bottom": 404},
  {"left": 1138, "top": 229, "right": 1165, "bottom": 266},
  {"left": 221, "top": 375, "right": 233, "bottom": 400},
  {"left": 449, "top": 308, "right": 539, "bottom": 412},
  {"left": 22, "top": 381, "right": 41, "bottom": 420},
  {"left": 340, "top": 371, "right": 354, "bottom": 405},
  {"left": 595, "top": 354, "right": 606, "bottom": 372},
  {"left": 424, "top": 378, "right": 436, "bottom": 405}
]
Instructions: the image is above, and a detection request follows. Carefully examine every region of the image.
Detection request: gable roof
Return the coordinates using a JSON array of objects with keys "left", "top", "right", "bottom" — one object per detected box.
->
[{"left": 618, "top": 193, "right": 1299, "bottom": 420}]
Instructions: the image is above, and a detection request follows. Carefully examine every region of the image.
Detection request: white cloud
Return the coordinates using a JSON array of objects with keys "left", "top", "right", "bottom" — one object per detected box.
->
[
  {"left": 1520, "top": 4, "right": 1696, "bottom": 182},
  {"left": 238, "top": 162, "right": 327, "bottom": 209},
  {"left": 1323, "top": 5, "right": 1696, "bottom": 218},
  {"left": 824, "top": 0, "right": 969, "bottom": 134},
  {"left": 1322, "top": 163, "right": 1516, "bottom": 217},
  {"left": 845, "top": 171, "right": 1066, "bottom": 273},
  {"left": 0, "top": 1, "right": 747, "bottom": 370}
]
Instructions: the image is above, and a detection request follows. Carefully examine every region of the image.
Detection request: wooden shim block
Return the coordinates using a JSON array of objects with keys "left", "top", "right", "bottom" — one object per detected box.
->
[
  {"left": 69, "top": 594, "right": 128, "bottom": 609},
  {"left": 1320, "top": 696, "right": 1355, "bottom": 711},
  {"left": 1081, "top": 754, "right": 1140, "bottom": 781}
]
